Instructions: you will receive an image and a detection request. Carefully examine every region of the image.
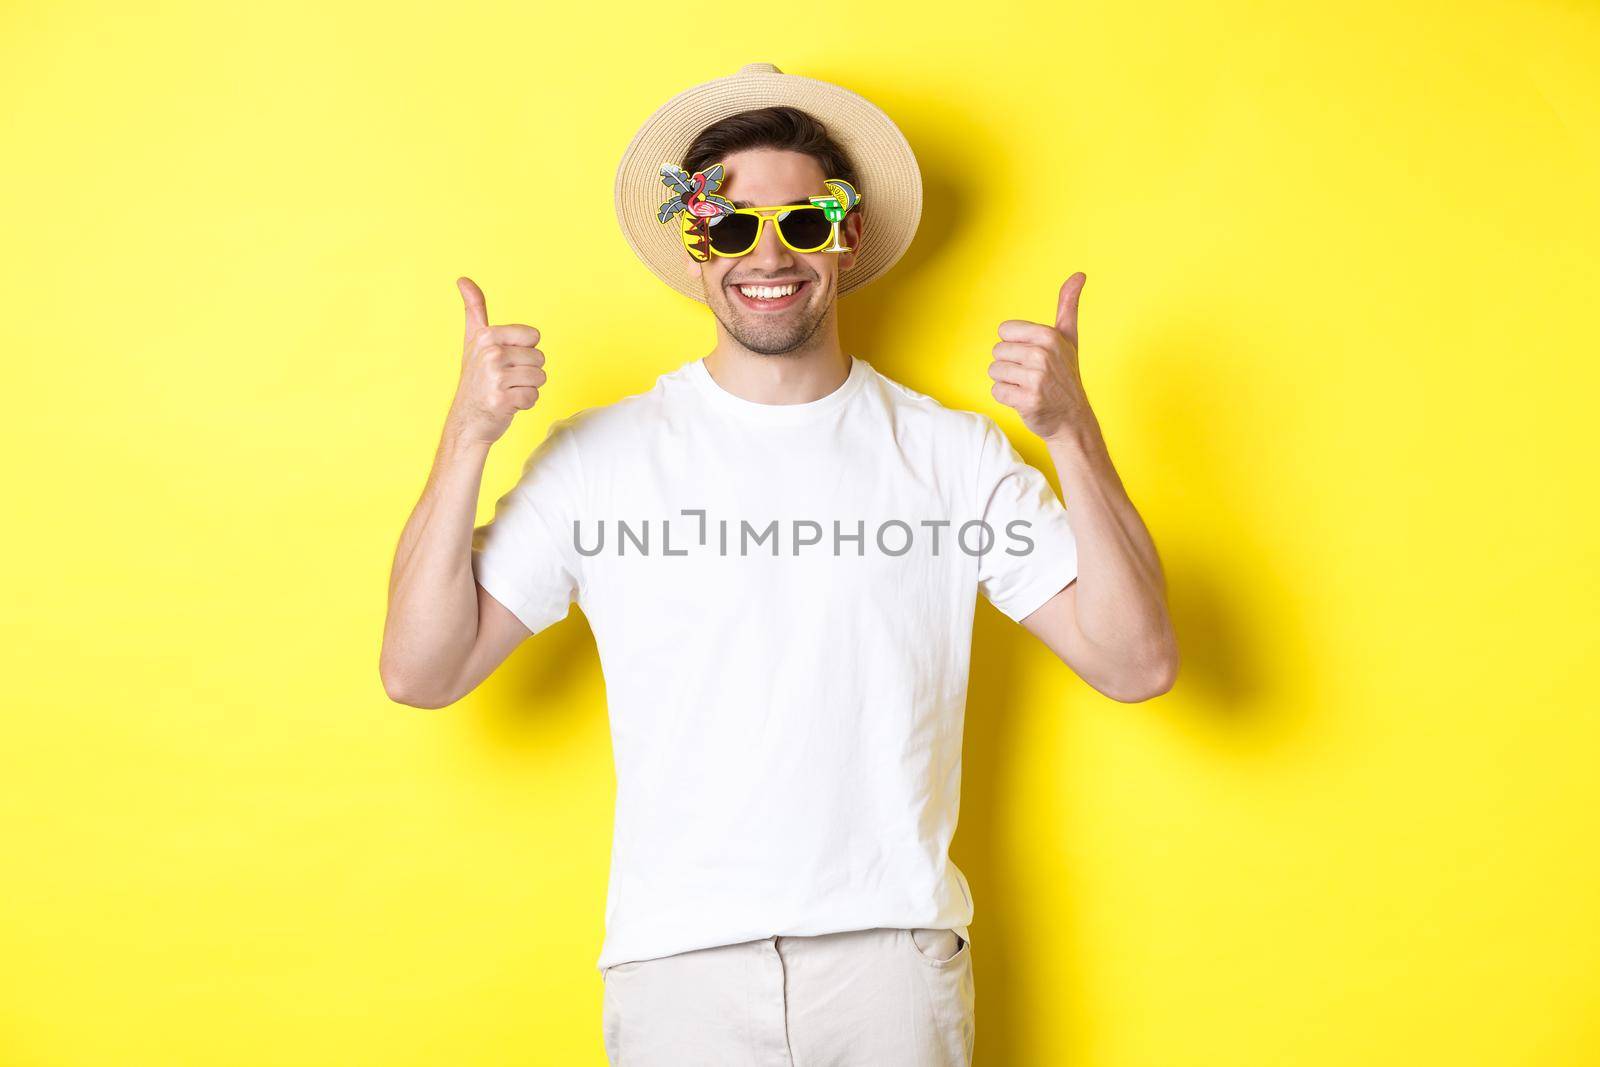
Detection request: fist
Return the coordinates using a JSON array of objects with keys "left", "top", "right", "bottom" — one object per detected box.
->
[
  {"left": 989, "top": 272, "right": 1089, "bottom": 442},
  {"left": 447, "top": 276, "right": 547, "bottom": 446}
]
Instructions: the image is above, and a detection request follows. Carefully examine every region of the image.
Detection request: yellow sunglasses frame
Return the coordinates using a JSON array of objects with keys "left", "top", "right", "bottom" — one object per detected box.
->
[{"left": 680, "top": 202, "right": 853, "bottom": 260}]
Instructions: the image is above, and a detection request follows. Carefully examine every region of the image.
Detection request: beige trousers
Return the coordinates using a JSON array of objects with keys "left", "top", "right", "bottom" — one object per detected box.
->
[{"left": 601, "top": 926, "right": 975, "bottom": 1065}]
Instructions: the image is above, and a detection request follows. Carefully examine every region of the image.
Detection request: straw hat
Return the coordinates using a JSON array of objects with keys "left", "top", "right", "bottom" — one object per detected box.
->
[{"left": 613, "top": 62, "right": 923, "bottom": 305}]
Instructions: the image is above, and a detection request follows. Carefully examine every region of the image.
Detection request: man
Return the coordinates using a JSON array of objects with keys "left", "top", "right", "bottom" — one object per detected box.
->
[{"left": 380, "top": 63, "right": 1177, "bottom": 1066}]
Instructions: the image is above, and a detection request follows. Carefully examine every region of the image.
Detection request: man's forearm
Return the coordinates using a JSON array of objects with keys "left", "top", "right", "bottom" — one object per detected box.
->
[
  {"left": 1043, "top": 415, "right": 1175, "bottom": 669},
  {"left": 379, "top": 428, "right": 494, "bottom": 703}
]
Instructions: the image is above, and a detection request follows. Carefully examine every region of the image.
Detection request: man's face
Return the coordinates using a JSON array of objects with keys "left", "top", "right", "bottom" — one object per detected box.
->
[{"left": 686, "top": 148, "right": 865, "bottom": 356}]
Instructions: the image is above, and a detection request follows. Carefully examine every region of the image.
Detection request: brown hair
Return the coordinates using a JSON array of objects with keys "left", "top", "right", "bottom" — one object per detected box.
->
[{"left": 683, "top": 106, "right": 861, "bottom": 208}]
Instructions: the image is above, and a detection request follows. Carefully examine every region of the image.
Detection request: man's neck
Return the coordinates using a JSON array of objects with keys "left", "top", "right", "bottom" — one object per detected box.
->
[{"left": 702, "top": 342, "right": 851, "bottom": 406}]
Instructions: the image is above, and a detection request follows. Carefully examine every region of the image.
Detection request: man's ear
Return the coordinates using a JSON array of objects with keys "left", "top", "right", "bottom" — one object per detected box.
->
[{"left": 839, "top": 211, "right": 866, "bottom": 272}]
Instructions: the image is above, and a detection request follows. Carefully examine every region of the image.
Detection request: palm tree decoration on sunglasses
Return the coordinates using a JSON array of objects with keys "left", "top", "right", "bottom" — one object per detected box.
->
[
  {"left": 657, "top": 162, "right": 737, "bottom": 262},
  {"left": 657, "top": 162, "right": 861, "bottom": 261}
]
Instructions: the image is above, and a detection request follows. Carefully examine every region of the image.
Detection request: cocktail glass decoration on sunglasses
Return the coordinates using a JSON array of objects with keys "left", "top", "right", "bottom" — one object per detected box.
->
[
  {"left": 657, "top": 161, "right": 862, "bottom": 262},
  {"left": 808, "top": 178, "right": 861, "bottom": 252}
]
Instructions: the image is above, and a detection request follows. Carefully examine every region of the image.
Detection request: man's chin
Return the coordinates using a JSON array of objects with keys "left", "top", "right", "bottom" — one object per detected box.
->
[{"left": 732, "top": 331, "right": 809, "bottom": 356}]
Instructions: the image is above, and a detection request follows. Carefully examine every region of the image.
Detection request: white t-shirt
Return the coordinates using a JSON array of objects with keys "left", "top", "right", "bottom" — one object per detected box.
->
[{"left": 471, "top": 354, "right": 1079, "bottom": 972}]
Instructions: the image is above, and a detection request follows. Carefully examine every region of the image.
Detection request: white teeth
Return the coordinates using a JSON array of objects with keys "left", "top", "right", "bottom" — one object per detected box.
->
[{"left": 737, "top": 282, "right": 799, "bottom": 300}]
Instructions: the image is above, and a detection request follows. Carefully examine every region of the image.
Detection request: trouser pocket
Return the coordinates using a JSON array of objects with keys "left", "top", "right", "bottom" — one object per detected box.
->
[{"left": 908, "top": 926, "right": 965, "bottom": 963}]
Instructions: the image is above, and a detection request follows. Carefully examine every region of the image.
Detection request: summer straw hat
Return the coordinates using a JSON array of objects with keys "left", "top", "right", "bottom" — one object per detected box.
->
[{"left": 614, "top": 62, "right": 923, "bottom": 305}]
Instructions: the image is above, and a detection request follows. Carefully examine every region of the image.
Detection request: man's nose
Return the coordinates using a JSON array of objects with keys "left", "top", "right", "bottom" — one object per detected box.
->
[{"left": 747, "top": 218, "right": 793, "bottom": 268}]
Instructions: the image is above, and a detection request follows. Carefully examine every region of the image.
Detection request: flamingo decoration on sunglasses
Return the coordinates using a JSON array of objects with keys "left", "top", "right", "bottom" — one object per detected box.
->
[{"left": 657, "top": 162, "right": 737, "bottom": 262}]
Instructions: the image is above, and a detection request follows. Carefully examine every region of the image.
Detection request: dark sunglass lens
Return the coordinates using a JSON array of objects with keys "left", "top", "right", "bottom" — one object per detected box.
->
[
  {"left": 777, "top": 207, "right": 833, "bottom": 249},
  {"left": 707, "top": 213, "right": 759, "bottom": 254}
]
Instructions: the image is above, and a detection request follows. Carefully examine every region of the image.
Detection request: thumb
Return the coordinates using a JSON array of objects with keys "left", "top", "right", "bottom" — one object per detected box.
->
[
  {"left": 458, "top": 276, "right": 489, "bottom": 337},
  {"left": 1055, "top": 272, "right": 1086, "bottom": 348}
]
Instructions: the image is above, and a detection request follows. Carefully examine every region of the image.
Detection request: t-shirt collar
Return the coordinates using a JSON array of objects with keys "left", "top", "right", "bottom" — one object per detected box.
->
[{"left": 688, "top": 354, "right": 866, "bottom": 423}]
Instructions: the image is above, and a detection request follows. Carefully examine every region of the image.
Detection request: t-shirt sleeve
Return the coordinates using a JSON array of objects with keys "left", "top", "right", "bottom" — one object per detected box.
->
[
  {"left": 972, "top": 414, "right": 1080, "bottom": 623},
  {"left": 470, "top": 418, "right": 587, "bottom": 636}
]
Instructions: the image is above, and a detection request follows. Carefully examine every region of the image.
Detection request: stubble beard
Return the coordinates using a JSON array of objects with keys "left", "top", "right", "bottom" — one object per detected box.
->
[{"left": 708, "top": 283, "right": 830, "bottom": 357}]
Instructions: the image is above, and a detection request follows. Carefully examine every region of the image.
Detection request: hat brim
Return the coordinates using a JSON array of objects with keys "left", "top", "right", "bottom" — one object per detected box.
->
[{"left": 614, "top": 67, "right": 922, "bottom": 305}]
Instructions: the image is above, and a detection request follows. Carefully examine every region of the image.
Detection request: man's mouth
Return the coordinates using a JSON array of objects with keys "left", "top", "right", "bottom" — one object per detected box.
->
[{"left": 730, "top": 279, "right": 810, "bottom": 311}]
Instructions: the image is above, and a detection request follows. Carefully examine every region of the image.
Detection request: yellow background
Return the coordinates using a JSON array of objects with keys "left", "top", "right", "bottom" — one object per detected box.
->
[{"left": 3, "top": 1, "right": 1597, "bottom": 1063}]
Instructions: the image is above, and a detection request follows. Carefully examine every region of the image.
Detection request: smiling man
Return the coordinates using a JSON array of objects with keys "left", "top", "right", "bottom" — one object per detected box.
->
[{"left": 379, "top": 63, "right": 1177, "bottom": 1066}]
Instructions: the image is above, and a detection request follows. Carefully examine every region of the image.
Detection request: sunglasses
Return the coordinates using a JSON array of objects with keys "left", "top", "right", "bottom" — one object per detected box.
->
[
  {"left": 658, "top": 162, "right": 862, "bottom": 263},
  {"left": 700, "top": 204, "right": 843, "bottom": 258}
]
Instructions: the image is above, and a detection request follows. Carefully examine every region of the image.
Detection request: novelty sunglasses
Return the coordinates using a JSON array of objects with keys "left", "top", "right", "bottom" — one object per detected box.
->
[
  {"left": 656, "top": 161, "right": 862, "bottom": 262},
  {"left": 702, "top": 204, "right": 841, "bottom": 258}
]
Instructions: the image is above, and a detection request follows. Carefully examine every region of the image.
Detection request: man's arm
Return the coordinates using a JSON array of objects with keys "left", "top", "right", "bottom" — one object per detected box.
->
[
  {"left": 380, "top": 433, "right": 535, "bottom": 708},
  {"left": 379, "top": 277, "right": 546, "bottom": 709},
  {"left": 988, "top": 272, "right": 1180, "bottom": 703},
  {"left": 1019, "top": 416, "right": 1177, "bottom": 702}
]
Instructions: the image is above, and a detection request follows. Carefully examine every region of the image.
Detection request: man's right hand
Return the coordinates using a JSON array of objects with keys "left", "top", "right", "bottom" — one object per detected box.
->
[{"left": 446, "top": 276, "right": 547, "bottom": 446}]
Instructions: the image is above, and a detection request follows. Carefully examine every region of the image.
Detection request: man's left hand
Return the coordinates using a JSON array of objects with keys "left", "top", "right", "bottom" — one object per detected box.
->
[{"left": 989, "top": 272, "right": 1092, "bottom": 442}]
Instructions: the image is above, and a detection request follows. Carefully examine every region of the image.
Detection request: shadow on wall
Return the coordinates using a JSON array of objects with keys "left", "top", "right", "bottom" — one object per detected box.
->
[
  {"left": 470, "top": 607, "right": 603, "bottom": 753},
  {"left": 835, "top": 93, "right": 981, "bottom": 396}
]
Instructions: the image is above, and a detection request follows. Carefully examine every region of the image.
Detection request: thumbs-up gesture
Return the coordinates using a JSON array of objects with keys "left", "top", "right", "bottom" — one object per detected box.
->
[
  {"left": 447, "top": 276, "right": 548, "bottom": 446},
  {"left": 989, "top": 272, "right": 1090, "bottom": 443}
]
